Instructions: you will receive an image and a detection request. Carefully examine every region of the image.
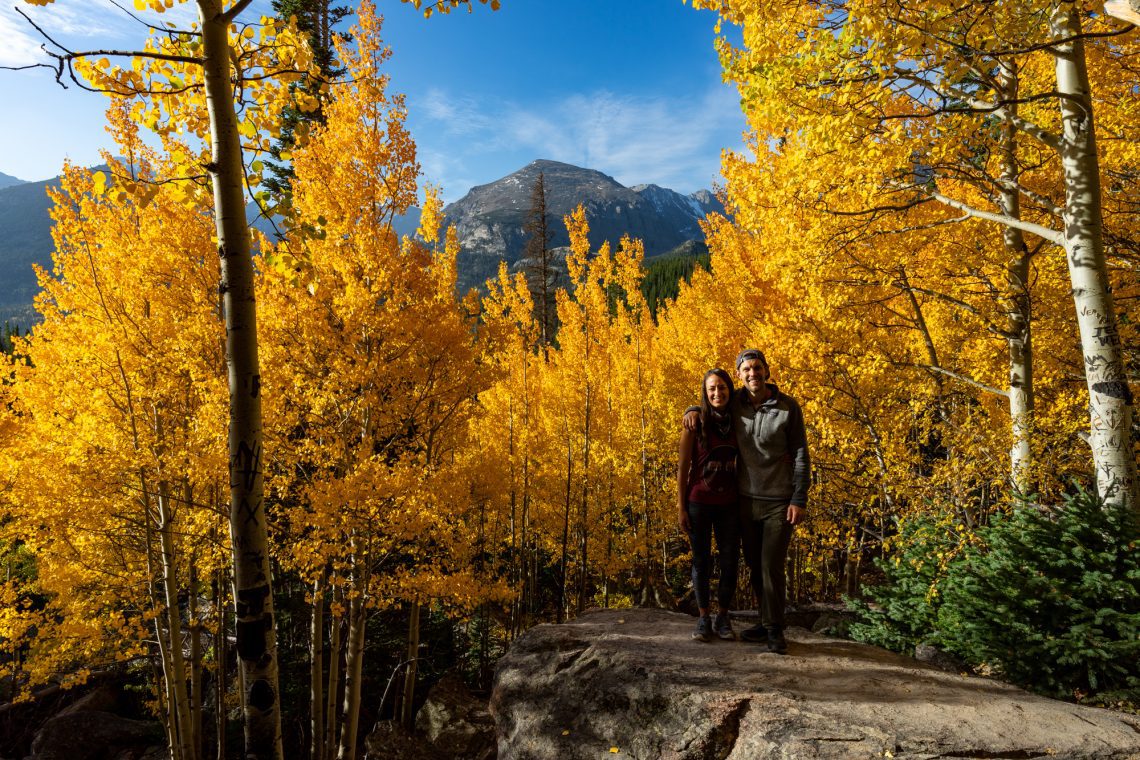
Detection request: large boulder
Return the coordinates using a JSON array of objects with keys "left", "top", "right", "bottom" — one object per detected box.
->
[
  {"left": 491, "top": 608, "right": 1140, "bottom": 759},
  {"left": 363, "top": 720, "right": 449, "bottom": 760},
  {"left": 415, "top": 674, "right": 496, "bottom": 760},
  {"left": 29, "top": 710, "right": 163, "bottom": 760}
]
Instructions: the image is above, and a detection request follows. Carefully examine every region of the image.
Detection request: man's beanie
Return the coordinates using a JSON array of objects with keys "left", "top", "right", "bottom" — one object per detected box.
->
[{"left": 735, "top": 348, "right": 768, "bottom": 369}]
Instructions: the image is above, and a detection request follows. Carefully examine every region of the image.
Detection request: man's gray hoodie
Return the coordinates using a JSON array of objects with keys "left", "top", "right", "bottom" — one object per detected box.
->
[{"left": 733, "top": 383, "right": 810, "bottom": 508}]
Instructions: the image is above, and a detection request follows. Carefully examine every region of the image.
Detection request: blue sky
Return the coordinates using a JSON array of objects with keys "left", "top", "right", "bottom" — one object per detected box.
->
[{"left": 0, "top": 0, "right": 745, "bottom": 202}]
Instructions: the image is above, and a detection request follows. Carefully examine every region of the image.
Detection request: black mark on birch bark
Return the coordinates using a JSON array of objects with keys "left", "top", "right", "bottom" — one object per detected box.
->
[
  {"left": 233, "top": 440, "right": 261, "bottom": 490},
  {"left": 248, "top": 679, "right": 275, "bottom": 712},
  {"left": 237, "top": 497, "right": 261, "bottom": 527},
  {"left": 1092, "top": 381, "right": 1133, "bottom": 402}
]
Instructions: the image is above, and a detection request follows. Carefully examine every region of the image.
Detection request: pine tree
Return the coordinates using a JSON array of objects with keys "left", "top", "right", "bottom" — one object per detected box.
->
[
  {"left": 263, "top": 0, "right": 352, "bottom": 201},
  {"left": 523, "top": 171, "right": 557, "bottom": 347}
]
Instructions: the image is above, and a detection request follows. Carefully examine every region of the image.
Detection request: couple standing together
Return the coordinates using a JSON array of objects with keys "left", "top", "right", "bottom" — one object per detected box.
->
[{"left": 677, "top": 349, "right": 810, "bottom": 654}]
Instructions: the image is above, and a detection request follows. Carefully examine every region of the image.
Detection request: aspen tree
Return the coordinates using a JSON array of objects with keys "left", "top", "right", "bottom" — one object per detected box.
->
[
  {"left": 479, "top": 265, "right": 543, "bottom": 633},
  {"left": 10, "top": 3, "right": 327, "bottom": 753},
  {"left": 259, "top": 6, "right": 505, "bottom": 755},
  {"left": 0, "top": 110, "right": 233, "bottom": 758}
]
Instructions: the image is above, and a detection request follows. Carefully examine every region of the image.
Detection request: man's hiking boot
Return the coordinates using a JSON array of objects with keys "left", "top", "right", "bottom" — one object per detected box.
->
[
  {"left": 739, "top": 624, "right": 766, "bottom": 643},
  {"left": 767, "top": 625, "right": 788, "bottom": 654},
  {"left": 713, "top": 612, "right": 735, "bottom": 640},
  {"left": 692, "top": 615, "right": 713, "bottom": 642}
]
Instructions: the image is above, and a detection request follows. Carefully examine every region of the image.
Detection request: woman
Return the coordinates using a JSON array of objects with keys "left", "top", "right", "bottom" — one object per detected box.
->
[{"left": 678, "top": 368, "right": 740, "bottom": 642}]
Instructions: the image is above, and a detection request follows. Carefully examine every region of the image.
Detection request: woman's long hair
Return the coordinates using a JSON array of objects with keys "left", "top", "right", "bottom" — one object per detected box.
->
[{"left": 699, "top": 368, "right": 735, "bottom": 448}]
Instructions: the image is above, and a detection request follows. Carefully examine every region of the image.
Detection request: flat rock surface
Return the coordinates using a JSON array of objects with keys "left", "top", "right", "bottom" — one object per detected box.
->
[{"left": 491, "top": 608, "right": 1140, "bottom": 759}]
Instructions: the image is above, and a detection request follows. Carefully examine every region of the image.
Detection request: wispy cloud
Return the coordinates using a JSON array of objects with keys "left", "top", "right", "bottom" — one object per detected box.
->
[
  {"left": 0, "top": 0, "right": 273, "bottom": 67},
  {"left": 413, "top": 84, "right": 744, "bottom": 199},
  {"left": 0, "top": 11, "right": 51, "bottom": 68}
]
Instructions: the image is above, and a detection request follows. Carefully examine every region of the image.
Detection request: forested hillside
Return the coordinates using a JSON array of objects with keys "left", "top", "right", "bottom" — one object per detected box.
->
[{"left": 0, "top": 1, "right": 1136, "bottom": 758}]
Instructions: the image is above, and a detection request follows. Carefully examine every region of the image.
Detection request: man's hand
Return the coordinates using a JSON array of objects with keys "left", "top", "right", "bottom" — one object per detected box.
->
[
  {"left": 786, "top": 504, "right": 805, "bottom": 526},
  {"left": 682, "top": 409, "right": 700, "bottom": 432}
]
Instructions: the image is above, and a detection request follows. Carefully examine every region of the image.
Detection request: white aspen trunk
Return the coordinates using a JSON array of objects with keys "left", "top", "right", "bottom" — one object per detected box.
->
[
  {"left": 335, "top": 589, "right": 366, "bottom": 760},
  {"left": 604, "top": 381, "right": 615, "bottom": 608},
  {"left": 1105, "top": 0, "right": 1140, "bottom": 25},
  {"left": 997, "top": 64, "right": 1035, "bottom": 496},
  {"left": 143, "top": 477, "right": 182, "bottom": 760},
  {"left": 574, "top": 308, "right": 592, "bottom": 615},
  {"left": 559, "top": 407, "right": 573, "bottom": 624},
  {"left": 508, "top": 389, "right": 520, "bottom": 638},
  {"left": 158, "top": 658, "right": 181, "bottom": 760},
  {"left": 520, "top": 353, "right": 533, "bottom": 632},
  {"left": 197, "top": 3, "right": 283, "bottom": 757},
  {"left": 157, "top": 480, "right": 196, "bottom": 760},
  {"left": 310, "top": 576, "right": 325, "bottom": 760},
  {"left": 1051, "top": 5, "right": 1137, "bottom": 510},
  {"left": 635, "top": 330, "right": 651, "bottom": 595},
  {"left": 189, "top": 560, "right": 203, "bottom": 760},
  {"left": 578, "top": 363, "right": 591, "bottom": 614},
  {"left": 399, "top": 599, "right": 421, "bottom": 731},
  {"left": 323, "top": 584, "right": 342, "bottom": 757},
  {"left": 214, "top": 567, "right": 227, "bottom": 760}
]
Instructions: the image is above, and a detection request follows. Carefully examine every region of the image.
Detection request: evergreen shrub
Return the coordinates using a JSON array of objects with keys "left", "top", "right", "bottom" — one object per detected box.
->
[
  {"left": 847, "top": 513, "right": 959, "bottom": 653},
  {"left": 937, "top": 489, "right": 1140, "bottom": 704},
  {"left": 850, "top": 489, "right": 1140, "bottom": 706}
]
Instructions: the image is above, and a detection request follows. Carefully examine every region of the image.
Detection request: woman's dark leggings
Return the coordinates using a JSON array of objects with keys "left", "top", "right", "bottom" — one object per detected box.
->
[{"left": 686, "top": 500, "right": 740, "bottom": 611}]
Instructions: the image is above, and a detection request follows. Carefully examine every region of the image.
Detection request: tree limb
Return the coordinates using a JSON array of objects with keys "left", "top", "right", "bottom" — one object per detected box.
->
[
  {"left": 104, "top": 0, "right": 201, "bottom": 37},
  {"left": 891, "top": 68, "right": 1063, "bottom": 152},
  {"left": 221, "top": 0, "right": 258, "bottom": 24},
  {"left": 13, "top": 7, "right": 201, "bottom": 67},
  {"left": 920, "top": 186, "right": 1065, "bottom": 244},
  {"left": 918, "top": 365, "right": 1010, "bottom": 398}
]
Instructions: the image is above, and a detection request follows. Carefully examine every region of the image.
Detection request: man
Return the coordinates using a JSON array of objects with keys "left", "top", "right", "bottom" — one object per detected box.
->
[{"left": 684, "top": 348, "right": 809, "bottom": 653}]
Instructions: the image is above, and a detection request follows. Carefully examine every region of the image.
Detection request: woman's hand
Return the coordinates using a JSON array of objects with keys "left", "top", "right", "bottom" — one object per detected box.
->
[{"left": 678, "top": 506, "right": 691, "bottom": 532}]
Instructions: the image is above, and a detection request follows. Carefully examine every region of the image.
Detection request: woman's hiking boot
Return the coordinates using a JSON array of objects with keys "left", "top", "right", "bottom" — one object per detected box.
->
[
  {"left": 766, "top": 625, "right": 788, "bottom": 654},
  {"left": 713, "top": 612, "right": 735, "bottom": 640},
  {"left": 692, "top": 615, "right": 713, "bottom": 642}
]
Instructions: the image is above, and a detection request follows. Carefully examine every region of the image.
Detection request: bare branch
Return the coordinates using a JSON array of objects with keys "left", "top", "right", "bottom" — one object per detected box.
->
[
  {"left": 220, "top": 0, "right": 258, "bottom": 24},
  {"left": 891, "top": 68, "right": 1063, "bottom": 152},
  {"left": 918, "top": 186, "right": 1065, "bottom": 244},
  {"left": 13, "top": 6, "right": 201, "bottom": 74},
  {"left": 918, "top": 365, "right": 1010, "bottom": 398},
  {"left": 888, "top": 11, "right": 1132, "bottom": 59},
  {"left": 104, "top": 0, "right": 201, "bottom": 37},
  {"left": 822, "top": 196, "right": 935, "bottom": 217}
]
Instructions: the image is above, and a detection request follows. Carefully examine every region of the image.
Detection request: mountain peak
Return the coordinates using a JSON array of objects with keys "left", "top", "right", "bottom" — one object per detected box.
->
[
  {"left": 0, "top": 171, "right": 27, "bottom": 190},
  {"left": 442, "top": 160, "right": 723, "bottom": 290}
]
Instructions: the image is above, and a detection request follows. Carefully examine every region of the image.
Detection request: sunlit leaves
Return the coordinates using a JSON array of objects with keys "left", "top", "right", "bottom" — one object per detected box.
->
[{"left": 0, "top": 115, "right": 228, "bottom": 696}]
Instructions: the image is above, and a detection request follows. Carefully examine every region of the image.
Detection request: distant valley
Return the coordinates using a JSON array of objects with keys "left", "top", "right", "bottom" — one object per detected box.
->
[{"left": 0, "top": 159, "right": 721, "bottom": 323}]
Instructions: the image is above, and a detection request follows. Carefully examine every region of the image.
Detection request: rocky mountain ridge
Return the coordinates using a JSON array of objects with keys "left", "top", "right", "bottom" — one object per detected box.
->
[
  {"left": 0, "top": 171, "right": 27, "bottom": 190},
  {"left": 444, "top": 159, "right": 722, "bottom": 291}
]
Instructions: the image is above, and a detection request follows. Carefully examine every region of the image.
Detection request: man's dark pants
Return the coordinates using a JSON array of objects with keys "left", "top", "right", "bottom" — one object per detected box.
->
[{"left": 739, "top": 497, "right": 792, "bottom": 627}]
